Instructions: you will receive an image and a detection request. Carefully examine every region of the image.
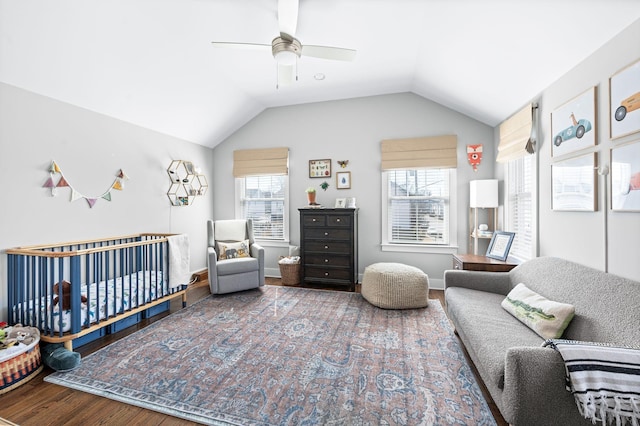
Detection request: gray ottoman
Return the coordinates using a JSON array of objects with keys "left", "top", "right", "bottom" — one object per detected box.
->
[{"left": 361, "top": 262, "right": 429, "bottom": 309}]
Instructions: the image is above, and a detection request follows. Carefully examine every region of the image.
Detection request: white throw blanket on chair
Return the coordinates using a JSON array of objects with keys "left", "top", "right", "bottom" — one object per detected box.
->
[
  {"left": 544, "top": 339, "right": 640, "bottom": 426},
  {"left": 167, "top": 234, "right": 191, "bottom": 288}
]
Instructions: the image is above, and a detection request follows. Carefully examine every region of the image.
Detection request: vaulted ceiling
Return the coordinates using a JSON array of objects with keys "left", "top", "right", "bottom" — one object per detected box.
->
[{"left": 2, "top": 1, "right": 639, "bottom": 148}]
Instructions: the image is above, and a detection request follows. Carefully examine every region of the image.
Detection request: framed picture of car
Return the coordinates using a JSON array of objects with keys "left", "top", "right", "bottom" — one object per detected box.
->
[
  {"left": 551, "top": 86, "right": 597, "bottom": 157},
  {"left": 610, "top": 58, "right": 640, "bottom": 140},
  {"left": 551, "top": 153, "right": 597, "bottom": 211}
]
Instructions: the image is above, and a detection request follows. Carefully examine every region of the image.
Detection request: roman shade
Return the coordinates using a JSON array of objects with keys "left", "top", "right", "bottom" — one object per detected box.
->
[
  {"left": 233, "top": 147, "right": 289, "bottom": 177},
  {"left": 380, "top": 135, "right": 458, "bottom": 170},
  {"left": 497, "top": 103, "right": 537, "bottom": 163}
]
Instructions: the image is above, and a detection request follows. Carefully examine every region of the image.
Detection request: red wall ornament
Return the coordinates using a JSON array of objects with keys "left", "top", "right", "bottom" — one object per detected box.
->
[{"left": 467, "top": 144, "right": 483, "bottom": 172}]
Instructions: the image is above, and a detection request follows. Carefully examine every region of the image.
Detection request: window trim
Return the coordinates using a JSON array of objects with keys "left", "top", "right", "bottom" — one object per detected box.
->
[
  {"left": 235, "top": 175, "right": 290, "bottom": 243},
  {"left": 381, "top": 169, "right": 458, "bottom": 254}
]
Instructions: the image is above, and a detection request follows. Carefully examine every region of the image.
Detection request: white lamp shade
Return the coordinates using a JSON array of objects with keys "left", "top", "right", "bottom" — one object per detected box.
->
[{"left": 470, "top": 179, "right": 498, "bottom": 208}]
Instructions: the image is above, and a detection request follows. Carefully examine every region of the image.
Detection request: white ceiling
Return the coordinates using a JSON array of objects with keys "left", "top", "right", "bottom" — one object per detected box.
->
[{"left": 2, "top": 1, "right": 639, "bottom": 148}]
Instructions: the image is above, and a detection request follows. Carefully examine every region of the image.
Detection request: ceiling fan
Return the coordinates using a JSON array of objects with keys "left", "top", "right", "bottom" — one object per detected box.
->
[{"left": 211, "top": 0, "right": 356, "bottom": 87}]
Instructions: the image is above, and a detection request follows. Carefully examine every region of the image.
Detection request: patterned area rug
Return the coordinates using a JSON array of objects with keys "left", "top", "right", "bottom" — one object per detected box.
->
[{"left": 46, "top": 286, "right": 496, "bottom": 425}]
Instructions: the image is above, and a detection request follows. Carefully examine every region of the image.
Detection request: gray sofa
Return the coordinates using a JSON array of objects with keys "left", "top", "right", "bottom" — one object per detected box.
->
[{"left": 444, "top": 256, "right": 640, "bottom": 426}]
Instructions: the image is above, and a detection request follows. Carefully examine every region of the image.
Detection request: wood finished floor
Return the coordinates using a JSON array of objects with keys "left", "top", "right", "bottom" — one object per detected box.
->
[{"left": 0, "top": 278, "right": 507, "bottom": 426}]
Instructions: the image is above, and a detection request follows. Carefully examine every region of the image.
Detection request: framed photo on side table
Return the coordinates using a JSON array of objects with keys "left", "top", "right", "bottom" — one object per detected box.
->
[{"left": 486, "top": 231, "right": 515, "bottom": 261}]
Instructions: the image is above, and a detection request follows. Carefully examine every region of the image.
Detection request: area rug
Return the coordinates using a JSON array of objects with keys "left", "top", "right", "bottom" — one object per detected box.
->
[{"left": 46, "top": 286, "right": 496, "bottom": 425}]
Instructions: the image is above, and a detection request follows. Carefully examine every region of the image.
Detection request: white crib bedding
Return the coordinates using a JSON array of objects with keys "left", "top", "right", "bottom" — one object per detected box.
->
[{"left": 16, "top": 270, "right": 166, "bottom": 333}]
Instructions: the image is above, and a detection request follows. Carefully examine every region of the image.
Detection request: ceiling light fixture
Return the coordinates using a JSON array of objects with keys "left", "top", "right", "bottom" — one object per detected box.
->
[{"left": 314, "top": 73, "right": 326, "bottom": 81}]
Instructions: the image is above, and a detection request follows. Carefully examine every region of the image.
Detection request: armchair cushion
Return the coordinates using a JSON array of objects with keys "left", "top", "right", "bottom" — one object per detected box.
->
[{"left": 217, "top": 240, "right": 250, "bottom": 260}]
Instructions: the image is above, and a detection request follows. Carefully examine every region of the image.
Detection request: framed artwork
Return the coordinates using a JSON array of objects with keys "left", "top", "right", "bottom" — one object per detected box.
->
[
  {"left": 336, "top": 171, "right": 351, "bottom": 189},
  {"left": 309, "top": 159, "right": 331, "bottom": 178},
  {"left": 609, "top": 58, "right": 640, "bottom": 140},
  {"left": 611, "top": 140, "right": 640, "bottom": 211},
  {"left": 551, "top": 86, "right": 597, "bottom": 157},
  {"left": 486, "top": 231, "right": 515, "bottom": 261},
  {"left": 334, "top": 198, "right": 346, "bottom": 208},
  {"left": 551, "top": 153, "right": 597, "bottom": 211}
]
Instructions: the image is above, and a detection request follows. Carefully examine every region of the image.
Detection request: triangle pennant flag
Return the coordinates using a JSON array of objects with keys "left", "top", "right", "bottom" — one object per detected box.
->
[
  {"left": 102, "top": 192, "right": 112, "bottom": 202},
  {"left": 86, "top": 198, "right": 98, "bottom": 208},
  {"left": 57, "top": 176, "right": 69, "bottom": 187},
  {"left": 49, "top": 161, "right": 60, "bottom": 173},
  {"left": 71, "top": 189, "right": 83, "bottom": 202},
  {"left": 112, "top": 180, "right": 123, "bottom": 191},
  {"left": 43, "top": 177, "right": 55, "bottom": 188},
  {"left": 118, "top": 169, "right": 129, "bottom": 180}
]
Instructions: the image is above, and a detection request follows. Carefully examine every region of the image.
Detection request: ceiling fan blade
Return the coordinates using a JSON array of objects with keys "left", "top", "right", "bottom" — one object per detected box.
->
[
  {"left": 211, "top": 41, "right": 271, "bottom": 52},
  {"left": 278, "top": 0, "right": 298, "bottom": 40},
  {"left": 302, "top": 45, "right": 356, "bottom": 61},
  {"left": 277, "top": 63, "right": 296, "bottom": 87}
]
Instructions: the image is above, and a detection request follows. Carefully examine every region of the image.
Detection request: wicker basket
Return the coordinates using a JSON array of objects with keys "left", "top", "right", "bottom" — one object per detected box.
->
[
  {"left": 0, "top": 338, "right": 43, "bottom": 395},
  {"left": 279, "top": 257, "right": 301, "bottom": 286}
]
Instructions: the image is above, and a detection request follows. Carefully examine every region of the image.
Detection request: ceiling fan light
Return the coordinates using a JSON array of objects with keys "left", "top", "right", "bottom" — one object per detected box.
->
[{"left": 275, "top": 50, "right": 297, "bottom": 65}]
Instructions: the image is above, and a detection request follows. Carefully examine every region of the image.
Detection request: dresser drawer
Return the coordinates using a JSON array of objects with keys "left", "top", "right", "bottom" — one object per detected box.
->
[
  {"left": 305, "top": 266, "right": 352, "bottom": 281},
  {"left": 327, "top": 215, "right": 351, "bottom": 227},
  {"left": 303, "top": 214, "right": 326, "bottom": 227},
  {"left": 304, "top": 241, "right": 351, "bottom": 253},
  {"left": 305, "top": 228, "right": 351, "bottom": 240},
  {"left": 305, "top": 254, "right": 351, "bottom": 267}
]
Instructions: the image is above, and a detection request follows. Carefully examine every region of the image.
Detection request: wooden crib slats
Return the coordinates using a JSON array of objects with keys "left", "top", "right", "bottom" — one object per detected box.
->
[{"left": 7, "top": 233, "right": 187, "bottom": 350}]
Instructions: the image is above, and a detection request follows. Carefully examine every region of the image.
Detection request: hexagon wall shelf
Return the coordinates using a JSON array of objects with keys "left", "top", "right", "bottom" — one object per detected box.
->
[{"left": 167, "top": 160, "right": 208, "bottom": 206}]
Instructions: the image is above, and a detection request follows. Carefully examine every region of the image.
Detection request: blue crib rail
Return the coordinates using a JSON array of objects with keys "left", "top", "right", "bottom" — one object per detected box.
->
[{"left": 7, "top": 234, "right": 186, "bottom": 339}]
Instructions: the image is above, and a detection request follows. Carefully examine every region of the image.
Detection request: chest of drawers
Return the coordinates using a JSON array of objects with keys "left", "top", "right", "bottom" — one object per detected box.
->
[{"left": 299, "top": 208, "right": 358, "bottom": 291}]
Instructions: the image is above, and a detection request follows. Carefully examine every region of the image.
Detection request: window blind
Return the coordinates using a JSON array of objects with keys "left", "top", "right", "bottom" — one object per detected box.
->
[
  {"left": 507, "top": 155, "right": 534, "bottom": 260},
  {"left": 233, "top": 147, "right": 289, "bottom": 177},
  {"left": 497, "top": 103, "right": 536, "bottom": 163},
  {"left": 242, "top": 175, "right": 286, "bottom": 240},
  {"left": 381, "top": 135, "right": 457, "bottom": 170}
]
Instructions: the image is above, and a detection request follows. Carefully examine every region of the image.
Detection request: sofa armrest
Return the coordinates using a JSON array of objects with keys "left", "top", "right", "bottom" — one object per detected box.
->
[
  {"left": 207, "top": 246, "right": 219, "bottom": 293},
  {"left": 251, "top": 242, "right": 265, "bottom": 286},
  {"left": 444, "top": 269, "right": 512, "bottom": 295},
  {"left": 502, "top": 346, "right": 589, "bottom": 426}
]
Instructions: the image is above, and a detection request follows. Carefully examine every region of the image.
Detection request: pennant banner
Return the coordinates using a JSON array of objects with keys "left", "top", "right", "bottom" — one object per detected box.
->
[{"left": 44, "top": 160, "right": 128, "bottom": 208}]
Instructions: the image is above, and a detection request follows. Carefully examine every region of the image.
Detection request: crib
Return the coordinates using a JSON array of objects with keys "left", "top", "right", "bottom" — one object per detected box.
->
[{"left": 7, "top": 234, "right": 189, "bottom": 350}]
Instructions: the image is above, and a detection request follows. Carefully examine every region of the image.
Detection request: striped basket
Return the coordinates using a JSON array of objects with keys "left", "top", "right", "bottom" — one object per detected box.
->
[{"left": 0, "top": 336, "right": 43, "bottom": 395}]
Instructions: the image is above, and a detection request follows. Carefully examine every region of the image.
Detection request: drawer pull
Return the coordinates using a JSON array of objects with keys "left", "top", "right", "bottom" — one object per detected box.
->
[
  {"left": 324, "top": 245, "right": 329, "bottom": 249},
  {"left": 312, "top": 218, "right": 317, "bottom": 222},
  {"left": 336, "top": 218, "right": 341, "bottom": 222},
  {"left": 324, "top": 232, "right": 329, "bottom": 236},
  {"left": 324, "top": 259, "right": 329, "bottom": 263},
  {"left": 324, "top": 272, "right": 329, "bottom": 276}
]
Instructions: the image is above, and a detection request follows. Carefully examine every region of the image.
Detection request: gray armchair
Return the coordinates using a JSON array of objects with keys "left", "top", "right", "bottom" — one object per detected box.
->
[{"left": 207, "top": 219, "right": 265, "bottom": 295}]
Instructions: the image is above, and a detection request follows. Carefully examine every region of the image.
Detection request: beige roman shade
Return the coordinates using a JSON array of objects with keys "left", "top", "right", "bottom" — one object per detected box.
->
[
  {"left": 380, "top": 135, "right": 458, "bottom": 170},
  {"left": 233, "top": 147, "right": 289, "bottom": 177},
  {"left": 497, "top": 103, "right": 537, "bottom": 163}
]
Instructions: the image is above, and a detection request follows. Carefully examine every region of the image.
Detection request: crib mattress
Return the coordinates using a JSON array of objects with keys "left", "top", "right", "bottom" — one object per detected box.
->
[{"left": 15, "top": 270, "right": 166, "bottom": 333}]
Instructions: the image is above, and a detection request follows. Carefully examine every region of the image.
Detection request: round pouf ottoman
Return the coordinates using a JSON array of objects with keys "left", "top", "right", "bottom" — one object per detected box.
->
[{"left": 361, "top": 262, "right": 429, "bottom": 309}]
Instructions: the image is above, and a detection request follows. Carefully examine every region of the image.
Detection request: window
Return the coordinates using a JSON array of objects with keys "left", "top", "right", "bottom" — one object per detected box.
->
[
  {"left": 506, "top": 155, "right": 535, "bottom": 260},
  {"left": 238, "top": 175, "right": 288, "bottom": 241},
  {"left": 384, "top": 168, "right": 455, "bottom": 246}
]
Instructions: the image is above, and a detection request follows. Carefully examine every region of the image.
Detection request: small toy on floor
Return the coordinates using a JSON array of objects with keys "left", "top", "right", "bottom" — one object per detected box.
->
[{"left": 42, "top": 343, "right": 81, "bottom": 372}]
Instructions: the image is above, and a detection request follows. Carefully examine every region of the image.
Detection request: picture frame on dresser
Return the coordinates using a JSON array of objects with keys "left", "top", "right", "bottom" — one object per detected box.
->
[{"left": 486, "top": 231, "right": 515, "bottom": 261}]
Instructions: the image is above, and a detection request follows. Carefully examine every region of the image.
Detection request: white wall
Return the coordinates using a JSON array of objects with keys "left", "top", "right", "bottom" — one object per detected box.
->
[
  {"left": 530, "top": 18, "right": 640, "bottom": 279},
  {"left": 0, "top": 83, "right": 214, "bottom": 321},
  {"left": 211, "top": 92, "right": 495, "bottom": 288}
]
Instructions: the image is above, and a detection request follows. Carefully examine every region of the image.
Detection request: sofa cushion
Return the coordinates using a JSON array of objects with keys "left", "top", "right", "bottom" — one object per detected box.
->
[
  {"left": 216, "top": 256, "right": 258, "bottom": 276},
  {"left": 217, "top": 240, "right": 250, "bottom": 260},
  {"left": 502, "top": 283, "right": 575, "bottom": 339},
  {"left": 445, "top": 287, "right": 544, "bottom": 393}
]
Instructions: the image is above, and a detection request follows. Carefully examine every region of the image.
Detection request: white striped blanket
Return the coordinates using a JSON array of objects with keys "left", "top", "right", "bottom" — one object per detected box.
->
[{"left": 544, "top": 339, "right": 640, "bottom": 426}]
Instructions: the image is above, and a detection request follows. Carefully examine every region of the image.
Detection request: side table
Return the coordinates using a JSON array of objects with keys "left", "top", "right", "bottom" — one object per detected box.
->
[{"left": 452, "top": 253, "right": 519, "bottom": 272}]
